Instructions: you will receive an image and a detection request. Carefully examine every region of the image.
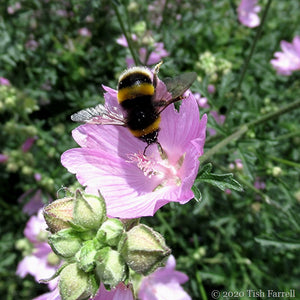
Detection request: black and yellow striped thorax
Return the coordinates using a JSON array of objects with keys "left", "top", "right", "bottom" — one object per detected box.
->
[{"left": 117, "top": 67, "right": 161, "bottom": 144}]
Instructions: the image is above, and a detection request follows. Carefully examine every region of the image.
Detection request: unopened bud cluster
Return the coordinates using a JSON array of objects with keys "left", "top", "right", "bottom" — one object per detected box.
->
[{"left": 43, "top": 189, "right": 170, "bottom": 300}]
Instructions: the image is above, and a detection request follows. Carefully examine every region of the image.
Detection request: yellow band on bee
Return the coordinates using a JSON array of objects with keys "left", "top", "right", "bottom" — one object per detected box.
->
[
  {"left": 118, "top": 83, "right": 154, "bottom": 103},
  {"left": 129, "top": 116, "right": 161, "bottom": 137}
]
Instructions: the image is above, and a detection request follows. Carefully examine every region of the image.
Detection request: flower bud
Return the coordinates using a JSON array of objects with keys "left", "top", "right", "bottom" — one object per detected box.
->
[
  {"left": 207, "top": 84, "right": 216, "bottom": 94},
  {"left": 73, "top": 190, "right": 106, "bottom": 230},
  {"left": 272, "top": 166, "right": 282, "bottom": 177},
  {"left": 44, "top": 190, "right": 107, "bottom": 233},
  {"left": 76, "top": 239, "right": 98, "bottom": 273},
  {"left": 97, "top": 219, "right": 124, "bottom": 247},
  {"left": 43, "top": 197, "right": 74, "bottom": 233},
  {"left": 48, "top": 228, "right": 82, "bottom": 259},
  {"left": 120, "top": 224, "right": 171, "bottom": 275},
  {"left": 95, "top": 247, "right": 127, "bottom": 288},
  {"left": 59, "top": 263, "right": 98, "bottom": 300}
]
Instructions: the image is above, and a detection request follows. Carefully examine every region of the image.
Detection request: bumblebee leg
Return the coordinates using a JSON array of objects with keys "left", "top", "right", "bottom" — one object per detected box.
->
[
  {"left": 143, "top": 141, "right": 166, "bottom": 157},
  {"left": 143, "top": 144, "right": 151, "bottom": 156},
  {"left": 156, "top": 141, "right": 167, "bottom": 158}
]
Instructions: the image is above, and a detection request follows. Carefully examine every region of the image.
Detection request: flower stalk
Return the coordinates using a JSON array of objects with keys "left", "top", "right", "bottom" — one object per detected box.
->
[
  {"left": 112, "top": 1, "right": 140, "bottom": 66},
  {"left": 227, "top": 0, "right": 273, "bottom": 117}
]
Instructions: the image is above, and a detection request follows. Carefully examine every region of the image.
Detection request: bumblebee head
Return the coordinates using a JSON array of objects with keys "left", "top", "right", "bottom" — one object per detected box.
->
[{"left": 117, "top": 66, "right": 155, "bottom": 104}]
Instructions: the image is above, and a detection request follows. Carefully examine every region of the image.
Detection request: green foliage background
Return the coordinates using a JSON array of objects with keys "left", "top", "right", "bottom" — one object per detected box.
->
[{"left": 0, "top": 0, "right": 299, "bottom": 299}]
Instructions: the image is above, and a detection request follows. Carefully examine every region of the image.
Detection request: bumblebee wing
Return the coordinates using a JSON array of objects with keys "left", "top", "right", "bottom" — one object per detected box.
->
[
  {"left": 71, "top": 104, "right": 126, "bottom": 126},
  {"left": 156, "top": 72, "right": 197, "bottom": 114},
  {"left": 163, "top": 72, "right": 197, "bottom": 99}
]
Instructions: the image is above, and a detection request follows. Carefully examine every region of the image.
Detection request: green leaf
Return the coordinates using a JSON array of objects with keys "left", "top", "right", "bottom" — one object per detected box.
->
[
  {"left": 192, "top": 185, "right": 202, "bottom": 202},
  {"left": 196, "top": 163, "right": 243, "bottom": 192},
  {"left": 255, "top": 238, "right": 300, "bottom": 250}
]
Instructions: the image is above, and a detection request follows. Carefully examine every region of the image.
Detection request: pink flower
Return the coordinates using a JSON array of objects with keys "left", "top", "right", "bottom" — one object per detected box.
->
[
  {"left": 78, "top": 27, "right": 92, "bottom": 37},
  {"left": 34, "top": 173, "right": 42, "bottom": 181},
  {"left": 25, "top": 39, "right": 39, "bottom": 51},
  {"left": 139, "top": 42, "right": 170, "bottom": 66},
  {"left": 16, "top": 209, "right": 59, "bottom": 290},
  {"left": 208, "top": 110, "right": 225, "bottom": 136},
  {"left": 237, "top": 0, "right": 261, "bottom": 28},
  {"left": 21, "top": 136, "right": 37, "bottom": 152},
  {"left": 207, "top": 84, "right": 216, "bottom": 94},
  {"left": 61, "top": 79, "right": 207, "bottom": 218},
  {"left": 117, "top": 35, "right": 169, "bottom": 67},
  {"left": 193, "top": 92, "right": 209, "bottom": 109},
  {"left": 138, "top": 255, "right": 191, "bottom": 300},
  {"left": 225, "top": 189, "right": 232, "bottom": 195},
  {"left": 0, "top": 77, "right": 10, "bottom": 86},
  {"left": 0, "top": 153, "right": 8, "bottom": 163},
  {"left": 56, "top": 10, "right": 68, "bottom": 17},
  {"left": 33, "top": 288, "right": 61, "bottom": 300},
  {"left": 116, "top": 34, "right": 137, "bottom": 47},
  {"left": 19, "top": 188, "right": 46, "bottom": 215},
  {"left": 93, "top": 283, "right": 134, "bottom": 300},
  {"left": 235, "top": 159, "right": 243, "bottom": 170},
  {"left": 7, "top": 2, "right": 21, "bottom": 14},
  {"left": 254, "top": 177, "right": 266, "bottom": 190},
  {"left": 229, "top": 159, "right": 243, "bottom": 171},
  {"left": 270, "top": 36, "right": 300, "bottom": 76}
]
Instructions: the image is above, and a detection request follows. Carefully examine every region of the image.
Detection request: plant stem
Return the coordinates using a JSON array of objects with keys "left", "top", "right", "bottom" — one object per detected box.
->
[
  {"left": 200, "top": 99, "right": 300, "bottom": 163},
  {"left": 200, "top": 125, "right": 248, "bottom": 163},
  {"left": 269, "top": 156, "right": 300, "bottom": 168},
  {"left": 196, "top": 271, "right": 208, "bottom": 300},
  {"left": 112, "top": 1, "right": 140, "bottom": 66},
  {"left": 247, "top": 99, "right": 300, "bottom": 127},
  {"left": 226, "top": 0, "right": 273, "bottom": 117}
]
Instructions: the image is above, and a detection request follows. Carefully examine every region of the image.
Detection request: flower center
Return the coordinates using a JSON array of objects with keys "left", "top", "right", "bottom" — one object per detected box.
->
[{"left": 127, "top": 151, "right": 184, "bottom": 187}]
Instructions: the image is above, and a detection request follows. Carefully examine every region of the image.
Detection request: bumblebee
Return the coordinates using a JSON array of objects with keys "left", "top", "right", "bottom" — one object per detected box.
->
[{"left": 71, "top": 62, "right": 197, "bottom": 154}]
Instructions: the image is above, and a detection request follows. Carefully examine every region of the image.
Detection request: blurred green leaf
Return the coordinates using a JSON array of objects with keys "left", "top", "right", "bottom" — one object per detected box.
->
[{"left": 196, "top": 163, "right": 243, "bottom": 192}]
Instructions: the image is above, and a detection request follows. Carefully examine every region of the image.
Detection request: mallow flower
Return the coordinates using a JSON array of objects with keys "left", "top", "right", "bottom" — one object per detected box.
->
[
  {"left": 16, "top": 209, "right": 59, "bottom": 290},
  {"left": 138, "top": 255, "right": 191, "bottom": 300},
  {"left": 270, "top": 36, "right": 300, "bottom": 76},
  {"left": 117, "top": 34, "right": 169, "bottom": 67},
  {"left": 237, "top": 0, "right": 261, "bottom": 28},
  {"left": 61, "top": 74, "right": 207, "bottom": 219}
]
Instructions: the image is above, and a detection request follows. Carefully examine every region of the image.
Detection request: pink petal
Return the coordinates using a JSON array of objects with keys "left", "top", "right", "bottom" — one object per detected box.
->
[
  {"left": 293, "top": 36, "right": 300, "bottom": 53},
  {"left": 71, "top": 124, "right": 144, "bottom": 160},
  {"left": 159, "top": 95, "right": 207, "bottom": 164},
  {"left": 33, "top": 287, "right": 61, "bottom": 300}
]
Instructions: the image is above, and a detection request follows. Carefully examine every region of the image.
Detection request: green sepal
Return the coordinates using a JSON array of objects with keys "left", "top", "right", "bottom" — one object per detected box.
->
[
  {"left": 119, "top": 224, "right": 171, "bottom": 276},
  {"left": 121, "top": 218, "right": 140, "bottom": 231},
  {"left": 96, "top": 219, "right": 124, "bottom": 247},
  {"left": 43, "top": 197, "right": 75, "bottom": 233},
  {"left": 40, "top": 262, "right": 68, "bottom": 283},
  {"left": 95, "top": 247, "right": 127, "bottom": 288},
  {"left": 196, "top": 163, "right": 243, "bottom": 192},
  {"left": 48, "top": 228, "right": 82, "bottom": 259},
  {"left": 59, "top": 263, "right": 97, "bottom": 300},
  {"left": 73, "top": 190, "right": 107, "bottom": 231},
  {"left": 76, "top": 239, "right": 99, "bottom": 273}
]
